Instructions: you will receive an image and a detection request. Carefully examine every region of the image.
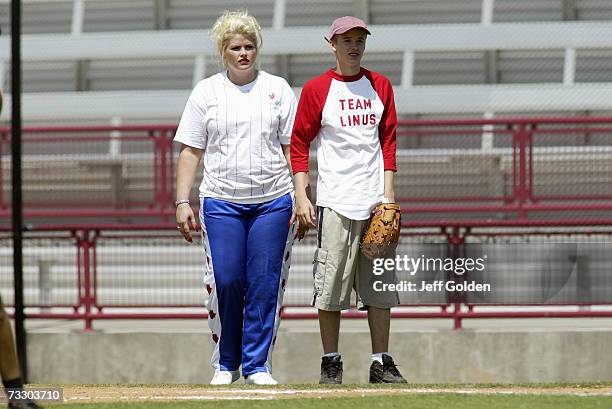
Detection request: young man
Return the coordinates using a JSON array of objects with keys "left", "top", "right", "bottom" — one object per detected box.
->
[{"left": 290, "top": 16, "right": 406, "bottom": 384}]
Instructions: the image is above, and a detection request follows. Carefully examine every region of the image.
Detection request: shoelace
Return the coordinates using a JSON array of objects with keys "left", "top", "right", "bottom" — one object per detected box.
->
[
  {"left": 386, "top": 362, "right": 403, "bottom": 377},
  {"left": 324, "top": 362, "right": 342, "bottom": 378}
]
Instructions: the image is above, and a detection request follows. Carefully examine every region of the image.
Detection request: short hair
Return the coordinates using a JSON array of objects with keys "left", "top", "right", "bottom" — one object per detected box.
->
[{"left": 210, "top": 10, "right": 262, "bottom": 68}]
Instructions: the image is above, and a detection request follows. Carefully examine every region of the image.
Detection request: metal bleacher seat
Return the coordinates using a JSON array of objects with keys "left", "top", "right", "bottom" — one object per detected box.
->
[
  {"left": 1, "top": 154, "right": 156, "bottom": 207},
  {"left": 82, "top": 0, "right": 156, "bottom": 32},
  {"left": 395, "top": 153, "right": 506, "bottom": 201},
  {"left": 494, "top": 0, "right": 564, "bottom": 22},
  {"left": 370, "top": 0, "right": 482, "bottom": 24},
  {"left": 576, "top": 0, "right": 612, "bottom": 20},
  {"left": 166, "top": 0, "right": 275, "bottom": 29},
  {"left": 284, "top": 0, "right": 354, "bottom": 26},
  {"left": 1, "top": 1, "right": 612, "bottom": 125},
  {"left": 1, "top": 0, "right": 612, "bottom": 216},
  {"left": 87, "top": 58, "right": 192, "bottom": 91},
  {"left": 0, "top": 1, "right": 73, "bottom": 34}
]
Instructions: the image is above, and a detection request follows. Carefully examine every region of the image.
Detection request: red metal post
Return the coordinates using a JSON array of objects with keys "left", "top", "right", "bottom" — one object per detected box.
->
[
  {"left": 511, "top": 127, "right": 519, "bottom": 202},
  {"left": 166, "top": 130, "right": 176, "bottom": 208},
  {"left": 527, "top": 126, "right": 536, "bottom": 202},
  {"left": 158, "top": 134, "right": 170, "bottom": 221},
  {"left": 151, "top": 131, "right": 159, "bottom": 209},
  {"left": 82, "top": 230, "right": 93, "bottom": 331},
  {"left": 516, "top": 124, "right": 529, "bottom": 219},
  {"left": 0, "top": 131, "right": 5, "bottom": 209},
  {"left": 75, "top": 234, "right": 83, "bottom": 312},
  {"left": 453, "top": 304, "right": 462, "bottom": 330},
  {"left": 92, "top": 231, "right": 98, "bottom": 309},
  {"left": 446, "top": 226, "right": 465, "bottom": 330}
]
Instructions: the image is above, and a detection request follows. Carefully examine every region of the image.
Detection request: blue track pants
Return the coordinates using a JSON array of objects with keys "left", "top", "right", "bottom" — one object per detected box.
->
[{"left": 199, "top": 192, "right": 294, "bottom": 376}]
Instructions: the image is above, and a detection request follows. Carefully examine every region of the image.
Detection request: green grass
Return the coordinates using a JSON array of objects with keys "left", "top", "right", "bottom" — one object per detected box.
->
[
  {"left": 46, "top": 381, "right": 612, "bottom": 389},
  {"left": 37, "top": 383, "right": 612, "bottom": 408},
  {"left": 59, "top": 394, "right": 612, "bottom": 409}
]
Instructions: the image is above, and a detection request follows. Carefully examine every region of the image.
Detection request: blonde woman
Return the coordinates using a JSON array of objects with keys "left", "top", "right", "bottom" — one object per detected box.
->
[{"left": 174, "top": 10, "right": 297, "bottom": 385}]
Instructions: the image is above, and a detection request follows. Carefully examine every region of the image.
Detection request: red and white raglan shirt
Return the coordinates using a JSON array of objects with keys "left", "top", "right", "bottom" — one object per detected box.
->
[{"left": 290, "top": 68, "right": 397, "bottom": 220}]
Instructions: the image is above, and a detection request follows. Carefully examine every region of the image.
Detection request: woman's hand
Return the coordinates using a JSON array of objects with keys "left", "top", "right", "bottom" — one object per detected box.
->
[{"left": 176, "top": 203, "right": 198, "bottom": 243}]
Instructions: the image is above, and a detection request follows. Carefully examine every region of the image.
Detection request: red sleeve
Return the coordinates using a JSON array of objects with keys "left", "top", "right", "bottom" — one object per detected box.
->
[
  {"left": 290, "top": 74, "right": 331, "bottom": 174},
  {"left": 367, "top": 71, "right": 397, "bottom": 171}
]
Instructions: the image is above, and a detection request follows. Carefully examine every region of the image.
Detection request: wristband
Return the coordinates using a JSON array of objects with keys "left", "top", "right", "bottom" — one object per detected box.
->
[{"left": 175, "top": 199, "right": 190, "bottom": 207}]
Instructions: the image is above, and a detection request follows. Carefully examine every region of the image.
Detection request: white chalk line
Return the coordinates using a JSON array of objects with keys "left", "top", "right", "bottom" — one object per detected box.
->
[{"left": 62, "top": 387, "right": 612, "bottom": 402}]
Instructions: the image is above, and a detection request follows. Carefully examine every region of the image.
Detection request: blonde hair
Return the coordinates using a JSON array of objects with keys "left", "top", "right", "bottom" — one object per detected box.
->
[{"left": 210, "top": 10, "right": 262, "bottom": 68}]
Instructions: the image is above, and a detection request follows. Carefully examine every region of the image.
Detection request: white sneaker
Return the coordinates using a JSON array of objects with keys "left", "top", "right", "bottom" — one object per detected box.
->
[
  {"left": 210, "top": 370, "right": 240, "bottom": 385},
  {"left": 246, "top": 371, "right": 278, "bottom": 385}
]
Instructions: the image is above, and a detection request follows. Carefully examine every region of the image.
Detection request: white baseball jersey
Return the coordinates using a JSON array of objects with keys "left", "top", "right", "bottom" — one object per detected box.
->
[
  {"left": 290, "top": 68, "right": 397, "bottom": 220},
  {"left": 174, "top": 70, "right": 296, "bottom": 203}
]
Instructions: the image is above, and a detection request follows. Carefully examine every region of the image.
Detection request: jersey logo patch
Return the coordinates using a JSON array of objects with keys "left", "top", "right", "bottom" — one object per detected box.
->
[{"left": 268, "top": 93, "right": 275, "bottom": 100}]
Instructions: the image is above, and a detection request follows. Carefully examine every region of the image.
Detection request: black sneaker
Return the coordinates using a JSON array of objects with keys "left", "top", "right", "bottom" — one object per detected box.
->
[
  {"left": 8, "top": 400, "right": 43, "bottom": 409},
  {"left": 369, "top": 354, "right": 407, "bottom": 383},
  {"left": 319, "top": 354, "right": 343, "bottom": 384}
]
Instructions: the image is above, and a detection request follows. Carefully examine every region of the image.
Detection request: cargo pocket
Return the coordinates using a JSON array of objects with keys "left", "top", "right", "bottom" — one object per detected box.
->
[{"left": 312, "top": 248, "right": 329, "bottom": 299}]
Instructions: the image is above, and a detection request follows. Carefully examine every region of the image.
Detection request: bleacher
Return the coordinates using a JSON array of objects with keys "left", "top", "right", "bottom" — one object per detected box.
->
[
  {"left": 0, "top": 1, "right": 610, "bottom": 211},
  {"left": 2, "top": 0, "right": 612, "bottom": 121},
  {"left": 1, "top": 1, "right": 612, "bottom": 315},
  {"left": 0, "top": 0, "right": 610, "bottom": 211}
]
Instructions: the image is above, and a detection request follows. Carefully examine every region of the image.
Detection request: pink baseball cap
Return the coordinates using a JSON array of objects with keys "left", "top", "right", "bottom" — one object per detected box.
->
[{"left": 326, "top": 16, "right": 371, "bottom": 41}]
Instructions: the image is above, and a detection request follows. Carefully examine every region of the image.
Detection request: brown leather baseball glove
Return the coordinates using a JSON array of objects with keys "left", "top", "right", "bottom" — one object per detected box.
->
[{"left": 360, "top": 203, "right": 401, "bottom": 260}]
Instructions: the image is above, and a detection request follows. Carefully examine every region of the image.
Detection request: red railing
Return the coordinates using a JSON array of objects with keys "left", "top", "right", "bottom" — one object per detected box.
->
[
  {"left": 0, "top": 125, "right": 177, "bottom": 221},
  {"left": 1, "top": 117, "right": 612, "bottom": 329},
  {"left": 2, "top": 224, "right": 612, "bottom": 330},
  {"left": 396, "top": 116, "right": 612, "bottom": 224},
  {"left": 1, "top": 117, "right": 612, "bottom": 223}
]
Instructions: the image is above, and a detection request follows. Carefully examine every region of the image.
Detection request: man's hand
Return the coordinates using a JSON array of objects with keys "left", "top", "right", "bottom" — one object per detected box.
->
[{"left": 291, "top": 172, "right": 316, "bottom": 240}]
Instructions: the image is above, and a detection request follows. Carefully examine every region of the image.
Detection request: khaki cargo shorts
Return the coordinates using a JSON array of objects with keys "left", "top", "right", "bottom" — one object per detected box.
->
[{"left": 312, "top": 207, "right": 400, "bottom": 311}]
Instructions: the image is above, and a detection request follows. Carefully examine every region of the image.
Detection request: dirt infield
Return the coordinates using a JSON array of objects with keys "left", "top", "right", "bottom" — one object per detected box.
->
[{"left": 60, "top": 385, "right": 612, "bottom": 403}]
